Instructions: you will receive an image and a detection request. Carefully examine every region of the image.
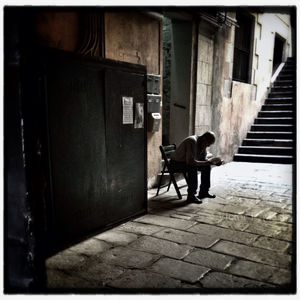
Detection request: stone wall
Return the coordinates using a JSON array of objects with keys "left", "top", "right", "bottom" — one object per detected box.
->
[
  {"left": 35, "top": 11, "right": 79, "bottom": 51},
  {"left": 194, "top": 33, "right": 214, "bottom": 136}
]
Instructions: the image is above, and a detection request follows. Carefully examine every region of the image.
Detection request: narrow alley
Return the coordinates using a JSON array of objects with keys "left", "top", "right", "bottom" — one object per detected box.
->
[
  {"left": 4, "top": 7, "right": 296, "bottom": 294},
  {"left": 46, "top": 162, "right": 294, "bottom": 292}
]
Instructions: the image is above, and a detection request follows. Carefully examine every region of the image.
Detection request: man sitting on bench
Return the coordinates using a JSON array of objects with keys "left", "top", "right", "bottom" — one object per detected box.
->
[{"left": 170, "top": 131, "right": 222, "bottom": 204}]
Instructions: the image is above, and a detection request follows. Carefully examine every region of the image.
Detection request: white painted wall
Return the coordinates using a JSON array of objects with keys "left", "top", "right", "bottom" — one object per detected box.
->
[{"left": 252, "top": 13, "right": 293, "bottom": 102}]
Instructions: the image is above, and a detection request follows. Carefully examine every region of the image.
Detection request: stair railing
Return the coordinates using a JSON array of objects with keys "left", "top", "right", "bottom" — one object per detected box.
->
[{"left": 270, "top": 62, "right": 285, "bottom": 85}]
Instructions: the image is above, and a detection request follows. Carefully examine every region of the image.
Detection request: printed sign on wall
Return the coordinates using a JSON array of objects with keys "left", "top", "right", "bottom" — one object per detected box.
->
[{"left": 122, "top": 96, "right": 133, "bottom": 124}]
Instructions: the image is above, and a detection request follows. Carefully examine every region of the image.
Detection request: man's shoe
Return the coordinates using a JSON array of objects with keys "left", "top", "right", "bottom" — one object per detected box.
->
[
  {"left": 187, "top": 195, "right": 203, "bottom": 204},
  {"left": 198, "top": 192, "right": 216, "bottom": 199}
]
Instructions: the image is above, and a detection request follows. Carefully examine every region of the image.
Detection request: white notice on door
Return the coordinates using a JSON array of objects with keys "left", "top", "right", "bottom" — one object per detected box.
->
[
  {"left": 134, "top": 103, "right": 144, "bottom": 129},
  {"left": 122, "top": 96, "right": 133, "bottom": 124}
]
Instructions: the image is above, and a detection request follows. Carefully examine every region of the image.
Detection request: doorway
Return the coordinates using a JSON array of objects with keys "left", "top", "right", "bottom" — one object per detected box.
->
[
  {"left": 273, "top": 33, "right": 285, "bottom": 73},
  {"left": 162, "top": 17, "right": 193, "bottom": 146}
]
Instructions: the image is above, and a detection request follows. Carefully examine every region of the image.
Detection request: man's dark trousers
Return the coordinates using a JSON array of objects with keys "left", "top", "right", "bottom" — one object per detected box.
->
[{"left": 170, "top": 160, "right": 211, "bottom": 195}]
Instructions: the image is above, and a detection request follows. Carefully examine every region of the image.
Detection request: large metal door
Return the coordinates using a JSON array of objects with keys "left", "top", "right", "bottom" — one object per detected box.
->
[
  {"left": 43, "top": 52, "right": 147, "bottom": 253},
  {"left": 105, "top": 69, "right": 147, "bottom": 225}
]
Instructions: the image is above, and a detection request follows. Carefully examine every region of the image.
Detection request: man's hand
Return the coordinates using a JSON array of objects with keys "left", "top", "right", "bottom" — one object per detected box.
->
[{"left": 208, "top": 157, "right": 223, "bottom": 166}]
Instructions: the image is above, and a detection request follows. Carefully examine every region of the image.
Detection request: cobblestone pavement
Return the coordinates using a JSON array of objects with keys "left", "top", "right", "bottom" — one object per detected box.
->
[{"left": 46, "top": 162, "right": 295, "bottom": 293}]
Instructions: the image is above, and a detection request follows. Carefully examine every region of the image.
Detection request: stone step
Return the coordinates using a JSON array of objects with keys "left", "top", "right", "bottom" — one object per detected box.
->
[
  {"left": 271, "top": 86, "right": 294, "bottom": 93},
  {"left": 280, "top": 66, "right": 296, "bottom": 71},
  {"left": 280, "top": 67, "right": 296, "bottom": 76},
  {"left": 268, "top": 92, "right": 294, "bottom": 98},
  {"left": 265, "top": 98, "right": 294, "bottom": 105},
  {"left": 284, "top": 62, "right": 296, "bottom": 67},
  {"left": 273, "top": 80, "right": 295, "bottom": 87},
  {"left": 261, "top": 103, "right": 294, "bottom": 111},
  {"left": 267, "top": 99, "right": 295, "bottom": 104},
  {"left": 242, "top": 138, "right": 293, "bottom": 147},
  {"left": 246, "top": 131, "right": 294, "bottom": 139},
  {"left": 251, "top": 124, "right": 294, "bottom": 132},
  {"left": 282, "top": 66, "right": 296, "bottom": 71},
  {"left": 277, "top": 75, "right": 295, "bottom": 81},
  {"left": 254, "top": 117, "right": 294, "bottom": 124},
  {"left": 286, "top": 57, "right": 295, "bottom": 63},
  {"left": 233, "top": 153, "right": 294, "bottom": 164},
  {"left": 258, "top": 110, "right": 293, "bottom": 118},
  {"left": 238, "top": 145, "right": 293, "bottom": 155}
]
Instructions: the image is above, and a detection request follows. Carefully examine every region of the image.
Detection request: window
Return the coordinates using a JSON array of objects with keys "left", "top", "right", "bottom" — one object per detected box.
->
[{"left": 232, "top": 11, "right": 254, "bottom": 83}]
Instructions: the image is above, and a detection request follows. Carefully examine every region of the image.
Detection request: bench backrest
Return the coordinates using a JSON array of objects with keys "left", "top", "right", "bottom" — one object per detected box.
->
[{"left": 159, "top": 144, "right": 176, "bottom": 167}]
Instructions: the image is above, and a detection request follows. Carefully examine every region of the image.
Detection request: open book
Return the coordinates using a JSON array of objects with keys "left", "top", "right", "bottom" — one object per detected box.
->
[{"left": 208, "top": 157, "right": 224, "bottom": 166}]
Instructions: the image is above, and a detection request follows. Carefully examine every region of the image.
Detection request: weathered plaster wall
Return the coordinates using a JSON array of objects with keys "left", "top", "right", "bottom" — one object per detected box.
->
[
  {"left": 35, "top": 12, "right": 79, "bottom": 51},
  {"left": 209, "top": 13, "right": 293, "bottom": 162},
  {"left": 105, "top": 12, "right": 160, "bottom": 74},
  {"left": 105, "top": 12, "right": 162, "bottom": 188}
]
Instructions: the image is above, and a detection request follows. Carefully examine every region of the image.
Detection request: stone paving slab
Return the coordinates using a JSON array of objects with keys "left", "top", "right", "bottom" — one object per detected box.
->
[
  {"left": 200, "top": 271, "right": 276, "bottom": 289},
  {"left": 173, "top": 205, "right": 203, "bottom": 214},
  {"left": 214, "top": 215, "right": 251, "bottom": 231},
  {"left": 135, "top": 214, "right": 196, "bottom": 230},
  {"left": 47, "top": 269, "right": 103, "bottom": 289},
  {"left": 171, "top": 211, "right": 199, "bottom": 219},
  {"left": 149, "top": 257, "right": 210, "bottom": 283},
  {"left": 195, "top": 212, "right": 224, "bottom": 225},
  {"left": 74, "top": 261, "right": 125, "bottom": 284},
  {"left": 154, "top": 228, "right": 219, "bottom": 248},
  {"left": 67, "top": 238, "right": 111, "bottom": 257},
  {"left": 244, "top": 206, "right": 270, "bottom": 218},
  {"left": 274, "top": 228, "right": 293, "bottom": 242},
  {"left": 270, "top": 213, "right": 292, "bottom": 223},
  {"left": 197, "top": 202, "right": 226, "bottom": 211},
  {"left": 98, "top": 247, "right": 160, "bottom": 269},
  {"left": 94, "top": 230, "right": 138, "bottom": 246},
  {"left": 244, "top": 218, "right": 292, "bottom": 240},
  {"left": 148, "top": 208, "right": 181, "bottom": 217},
  {"left": 256, "top": 210, "right": 278, "bottom": 220},
  {"left": 265, "top": 205, "right": 291, "bottom": 214},
  {"left": 211, "top": 240, "right": 291, "bottom": 269},
  {"left": 227, "top": 259, "right": 292, "bottom": 286},
  {"left": 252, "top": 236, "right": 291, "bottom": 253},
  {"left": 188, "top": 222, "right": 258, "bottom": 245},
  {"left": 115, "top": 221, "right": 164, "bottom": 236},
  {"left": 218, "top": 204, "right": 249, "bottom": 215},
  {"left": 46, "top": 249, "right": 88, "bottom": 271},
  {"left": 129, "top": 236, "right": 193, "bottom": 259},
  {"left": 224, "top": 196, "right": 261, "bottom": 206},
  {"left": 184, "top": 248, "right": 234, "bottom": 270},
  {"left": 169, "top": 213, "right": 195, "bottom": 220},
  {"left": 107, "top": 269, "right": 182, "bottom": 289}
]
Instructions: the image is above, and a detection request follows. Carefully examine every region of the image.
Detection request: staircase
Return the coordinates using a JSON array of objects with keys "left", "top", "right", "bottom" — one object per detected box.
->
[{"left": 234, "top": 57, "right": 296, "bottom": 164}]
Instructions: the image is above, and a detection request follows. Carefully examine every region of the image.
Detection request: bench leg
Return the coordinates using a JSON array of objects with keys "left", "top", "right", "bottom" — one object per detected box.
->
[
  {"left": 170, "top": 172, "right": 182, "bottom": 199},
  {"left": 156, "top": 164, "right": 166, "bottom": 196},
  {"left": 167, "top": 177, "right": 172, "bottom": 191}
]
